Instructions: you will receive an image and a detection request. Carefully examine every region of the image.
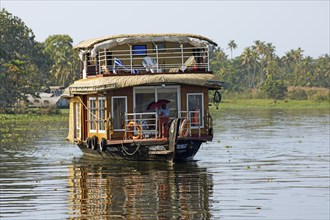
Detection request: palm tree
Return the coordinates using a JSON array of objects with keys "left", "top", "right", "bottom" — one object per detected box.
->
[
  {"left": 228, "top": 40, "right": 238, "bottom": 59},
  {"left": 241, "top": 47, "right": 257, "bottom": 88}
]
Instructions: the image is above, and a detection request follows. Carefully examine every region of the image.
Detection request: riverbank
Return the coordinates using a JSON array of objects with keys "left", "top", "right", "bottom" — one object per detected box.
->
[{"left": 213, "top": 99, "right": 330, "bottom": 110}]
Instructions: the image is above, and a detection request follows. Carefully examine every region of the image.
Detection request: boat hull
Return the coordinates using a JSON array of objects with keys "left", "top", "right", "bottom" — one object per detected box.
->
[{"left": 77, "top": 139, "right": 203, "bottom": 162}]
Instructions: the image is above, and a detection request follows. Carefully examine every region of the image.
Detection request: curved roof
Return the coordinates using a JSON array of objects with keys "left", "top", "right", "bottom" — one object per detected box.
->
[
  {"left": 64, "top": 73, "right": 222, "bottom": 96},
  {"left": 74, "top": 33, "right": 218, "bottom": 50}
]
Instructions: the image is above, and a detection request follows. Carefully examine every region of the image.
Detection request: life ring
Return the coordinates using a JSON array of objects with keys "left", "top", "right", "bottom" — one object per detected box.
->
[
  {"left": 213, "top": 90, "right": 222, "bottom": 103},
  {"left": 91, "top": 135, "right": 98, "bottom": 150},
  {"left": 86, "top": 137, "right": 92, "bottom": 148},
  {"left": 179, "top": 118, "right": 190, "bottom": 137},
  {"left": 100, "top": 138, "right": 107, "bottom": 151},
  {"left": 192, "top": 110, "right": 199, "bottom": 126},
  {"left": 126, "top": 121, "right": 142, "bottom": 140}
]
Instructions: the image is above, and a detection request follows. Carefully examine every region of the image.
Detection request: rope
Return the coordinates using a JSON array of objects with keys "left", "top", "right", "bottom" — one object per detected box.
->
[
  {"left": 77, "top": 96, "right": 112, "bottom": 125},
  {"left": 121, "top": 141, "right": 140, "bottom": 156}
]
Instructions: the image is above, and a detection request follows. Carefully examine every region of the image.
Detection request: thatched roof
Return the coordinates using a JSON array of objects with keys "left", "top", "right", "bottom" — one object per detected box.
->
[
  {"left": 63, "top": 73, "right": 222, "bottom": 97},
  {"left": 74, "top": 33, "right": 217, "bottom": 50}
]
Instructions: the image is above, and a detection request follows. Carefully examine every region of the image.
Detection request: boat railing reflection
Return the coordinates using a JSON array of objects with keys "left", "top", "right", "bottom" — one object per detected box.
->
[{"left": 68, "top": 162, "right": 213, "bottom": 219}]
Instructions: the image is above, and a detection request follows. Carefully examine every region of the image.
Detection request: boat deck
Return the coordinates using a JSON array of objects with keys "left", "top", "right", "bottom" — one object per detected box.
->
[
  {"left": 106, "top": 137, "right": 168, "bottom": 146},
  {"left": 105, "top": 134, "right": 213, "bottom": 146}
]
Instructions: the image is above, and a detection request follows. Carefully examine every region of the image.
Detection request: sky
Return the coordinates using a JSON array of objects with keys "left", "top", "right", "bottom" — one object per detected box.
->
[{"left": 1, "top": 0, "right": 329, "bottom": 58}]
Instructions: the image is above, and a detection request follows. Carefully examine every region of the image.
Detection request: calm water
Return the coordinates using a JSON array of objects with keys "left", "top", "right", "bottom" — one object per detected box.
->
[{"left": 0, "top": 109, "right": 329, "bottom": 220}]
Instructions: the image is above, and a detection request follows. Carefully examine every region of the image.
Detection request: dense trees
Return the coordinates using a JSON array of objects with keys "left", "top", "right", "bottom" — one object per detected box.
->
[
  {"left": 1, "top": 8, "right": 328, "bottom": 109},
  {"left": 211, "top": 40, "right": 329, "bottom": 99},
  {"left": 43, "top": 35, "right": 80, "bottom": 86},
  {"left": 0, "top": 9, "right": 51, "bottom": 107},
  {"left": 0, "top": 9, "right": 79, "bottom": 109}
]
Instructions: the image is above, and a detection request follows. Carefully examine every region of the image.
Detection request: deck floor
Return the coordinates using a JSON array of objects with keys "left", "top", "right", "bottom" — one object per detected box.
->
[{"left": 107, "top": 137, "right": 168, "bottom": 146}]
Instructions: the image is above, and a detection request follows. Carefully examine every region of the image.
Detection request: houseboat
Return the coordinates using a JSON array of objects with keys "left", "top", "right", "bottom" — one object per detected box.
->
[{"left": 64, "top": 33, "right": 223, "bottom": 162}]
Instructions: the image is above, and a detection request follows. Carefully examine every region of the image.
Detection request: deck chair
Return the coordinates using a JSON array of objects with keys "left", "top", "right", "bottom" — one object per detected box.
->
[
  {"left": 169, "top": 56, "right": 196, "bottom": 73},
  {"left": 113, "top": 58, "right": 139, "bottom": 74},
  {"left": 142, "top": 57, "right": 157, "bottom": 73}
]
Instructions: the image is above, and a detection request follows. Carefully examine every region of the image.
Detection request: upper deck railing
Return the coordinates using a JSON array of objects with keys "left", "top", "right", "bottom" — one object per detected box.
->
[{"left": 84, "top": 45, "right": 210, "bottom": 77}]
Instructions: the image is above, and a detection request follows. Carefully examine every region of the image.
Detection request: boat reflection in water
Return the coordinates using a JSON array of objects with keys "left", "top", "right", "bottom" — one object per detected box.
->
[{"left": 68, "top": 158, "right": 213, "bottom": 219}]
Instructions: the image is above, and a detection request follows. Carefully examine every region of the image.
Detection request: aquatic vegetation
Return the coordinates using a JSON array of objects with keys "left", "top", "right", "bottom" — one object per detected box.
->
[{"left": 210, "top": 99, "right": 330, "bottom": 110}]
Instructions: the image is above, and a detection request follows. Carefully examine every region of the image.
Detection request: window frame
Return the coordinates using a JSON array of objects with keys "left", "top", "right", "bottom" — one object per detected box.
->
[
  {"left": 111, "top": 96, "right": 127, "bottom": 131},
  {"left": 88, "top": 97, "right": 97, "bottom": 133},
  {"left": 132, "top": 45, "right": 147, "bottom": 56},
  {"left": 186, "top": 93, "right": 204, "bottom": 128},
  {"left": 98, "top": 97, "right": 106, "bottom": 133},
  {"left": 74, "top": 102, "right": 81, "bottom": 139}
]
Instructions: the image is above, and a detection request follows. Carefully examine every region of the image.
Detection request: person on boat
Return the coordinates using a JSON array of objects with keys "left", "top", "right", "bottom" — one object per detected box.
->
[
  {"left": 158, "top": 104, "right": 170, "bottom": 117},
  {"left": 158, "top": 104, "right": 170, "bottom": 138}
]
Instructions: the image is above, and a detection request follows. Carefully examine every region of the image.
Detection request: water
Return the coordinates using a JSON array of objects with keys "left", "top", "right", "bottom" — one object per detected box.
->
[{"left": 0, "top": 109, "right": 329, "bottom": 219}]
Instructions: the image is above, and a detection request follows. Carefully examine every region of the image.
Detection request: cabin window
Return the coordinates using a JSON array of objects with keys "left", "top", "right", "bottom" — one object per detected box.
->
[
  {"left": 135, "top": 88, "right": 155, "bottom": 113},
  {"left": 134, "top": 86, "right": 180, "bottom": 118},
  {"left": 112, "top": 96, "right": 127, "bottom": 131},
  {"left": 74, "top": 102, "right": 81, "bottom": 139},
  {"left": 132, "top": 45, "right": 147, "bottom": 56},
  {"left": 98, "top": 97, "right": 106, "bottom": 132},
  {"left": 87, "top": 96, "right": 106, "bottom": 133},
  {"left": 88, "top": 97, "right": 97, "bottom": 132},
  {"left": 187, "top": 93, "right": 204, "bottom": 128},
  {"left": 153, "top": 42, "right": 165, "bottom": 50}
]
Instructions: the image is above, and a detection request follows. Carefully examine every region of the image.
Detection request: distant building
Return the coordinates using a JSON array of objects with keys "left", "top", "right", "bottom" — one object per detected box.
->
[{"left": 27, "top": 86, "right": 69, "bottom": 108}]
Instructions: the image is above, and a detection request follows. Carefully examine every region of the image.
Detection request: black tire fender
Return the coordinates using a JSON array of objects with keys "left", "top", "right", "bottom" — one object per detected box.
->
[
  {"left": 91, "top": 135, "right": 98, "bottom": 150},
  {"left": 100, "top": 138, "right": 107, "bottom": 151},
  {"left": 86, "top": 137, "right": 92, "bottom": 148}
]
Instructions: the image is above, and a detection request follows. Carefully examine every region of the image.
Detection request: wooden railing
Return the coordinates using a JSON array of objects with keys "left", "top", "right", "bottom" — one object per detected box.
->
[{"left": 85, "top": 46, "right": 210, "bottom": 76}]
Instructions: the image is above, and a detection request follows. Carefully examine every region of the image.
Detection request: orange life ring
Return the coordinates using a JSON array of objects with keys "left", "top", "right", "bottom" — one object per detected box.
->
[
  {"left": 192, "top": 111, "right": 199, "bottom": 126},
  {"left": 126, "top": 121, "right": 142, "bottom": 140},
  {"left": 179, "top": 118, "right": 190, "bottom": 137}
]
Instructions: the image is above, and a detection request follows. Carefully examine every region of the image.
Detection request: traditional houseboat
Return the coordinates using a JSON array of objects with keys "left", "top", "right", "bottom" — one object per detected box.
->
[{"left": 64, "top": 33, "right": 222, "bottom": 162}]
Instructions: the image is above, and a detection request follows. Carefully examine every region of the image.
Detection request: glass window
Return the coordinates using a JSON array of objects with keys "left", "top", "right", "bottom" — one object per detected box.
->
[
  {"left": 74, "top": 102, "right": 80, "bottom": 139},
  {"left": 157, "top": 87, "right": 178, "bottom": 118},
  {"left": 132, "top": 45, "right": 147, "bottom": 56},
  {"left": 98, "top": 97, "right": 106, "bottom": 132},
  {"left": 134, "top": 87, "right": 179, "bottom": 118},
  {"left": 88, "top": 97, "right": 97, "bottom": 131},
  {"left": 135, "top": 88, "right": 155, "bottom": 113},
  {"left": 112, "top": 96, "right": 127, "bottom": 130},
  {"left": 187, "top": 93, "right": 204, "bottom": 127}
]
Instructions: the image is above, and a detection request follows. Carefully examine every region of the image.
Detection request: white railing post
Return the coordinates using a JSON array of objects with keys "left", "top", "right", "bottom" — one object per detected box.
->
[
  {"left": 129, "top": 45, "right": 133, "bottom": 73},
  {"left": 207, "top": 46, "right": 210, "bottom": 71},
  {"left": 180, "top": 44, "right": 184, "bottom": 67}
]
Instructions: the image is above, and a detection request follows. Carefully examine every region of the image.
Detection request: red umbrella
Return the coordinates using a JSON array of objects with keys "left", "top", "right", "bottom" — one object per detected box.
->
[{"left": 147, "top": 99, "right": 170, "bottom": 110}]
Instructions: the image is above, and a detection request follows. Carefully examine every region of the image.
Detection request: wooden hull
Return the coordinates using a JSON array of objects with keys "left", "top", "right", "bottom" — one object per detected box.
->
[{"left": 77, "top": 138, "right": 204, "bottom": 162}]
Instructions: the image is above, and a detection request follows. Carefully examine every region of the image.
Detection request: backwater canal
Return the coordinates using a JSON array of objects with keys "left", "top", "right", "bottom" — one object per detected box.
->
[{"left": 0, "top": 109, "right": 329, "bottom": 219}]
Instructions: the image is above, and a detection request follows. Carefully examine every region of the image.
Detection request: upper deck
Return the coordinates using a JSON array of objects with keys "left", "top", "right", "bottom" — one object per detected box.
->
[{"left": 75, "top": 33, "right": 217, "bottom": 78}]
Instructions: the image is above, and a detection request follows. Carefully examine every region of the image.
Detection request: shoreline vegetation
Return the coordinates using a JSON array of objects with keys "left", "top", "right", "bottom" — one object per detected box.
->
[
  {"left": 0, "top": 98, "right": 328, "bottom": 122},
  {"left": 215, "top": 99, "right": 329, "bottom": 110}
]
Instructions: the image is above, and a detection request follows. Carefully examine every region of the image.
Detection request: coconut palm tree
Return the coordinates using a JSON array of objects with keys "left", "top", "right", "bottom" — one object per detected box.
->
[{"left": 228, "top": 40, "right": 238, "bottom": 59}]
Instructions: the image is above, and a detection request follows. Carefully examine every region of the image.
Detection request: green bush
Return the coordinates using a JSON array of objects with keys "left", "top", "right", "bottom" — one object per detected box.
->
[
  {"left": 261, "top": 76, "right": 288, "bottom": 101},
  {"left": 288, "top": 88, "right": 308, "bottom": 100}
]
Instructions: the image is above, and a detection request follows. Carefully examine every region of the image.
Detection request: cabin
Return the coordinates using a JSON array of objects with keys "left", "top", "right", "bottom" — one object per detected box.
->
[{"left": 63, "top": 33, "right": 222, "bottom": 161}]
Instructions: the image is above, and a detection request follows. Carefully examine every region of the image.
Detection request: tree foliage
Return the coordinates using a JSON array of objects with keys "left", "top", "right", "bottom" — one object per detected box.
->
[
  {"left": 1, "top": 9, "right": 79, "bottom": 109},
  {"left": 1, "top": 8, "right": 329, "bottom": 109},
  {"left": 211, "top": 40, "right": 329, "bottom": 95},
  {"left": 43, "top": 35, "right": 80, "bottom": 86},
  {"left": 0, "top": 9, "right": 51, "bottom": 107}
]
